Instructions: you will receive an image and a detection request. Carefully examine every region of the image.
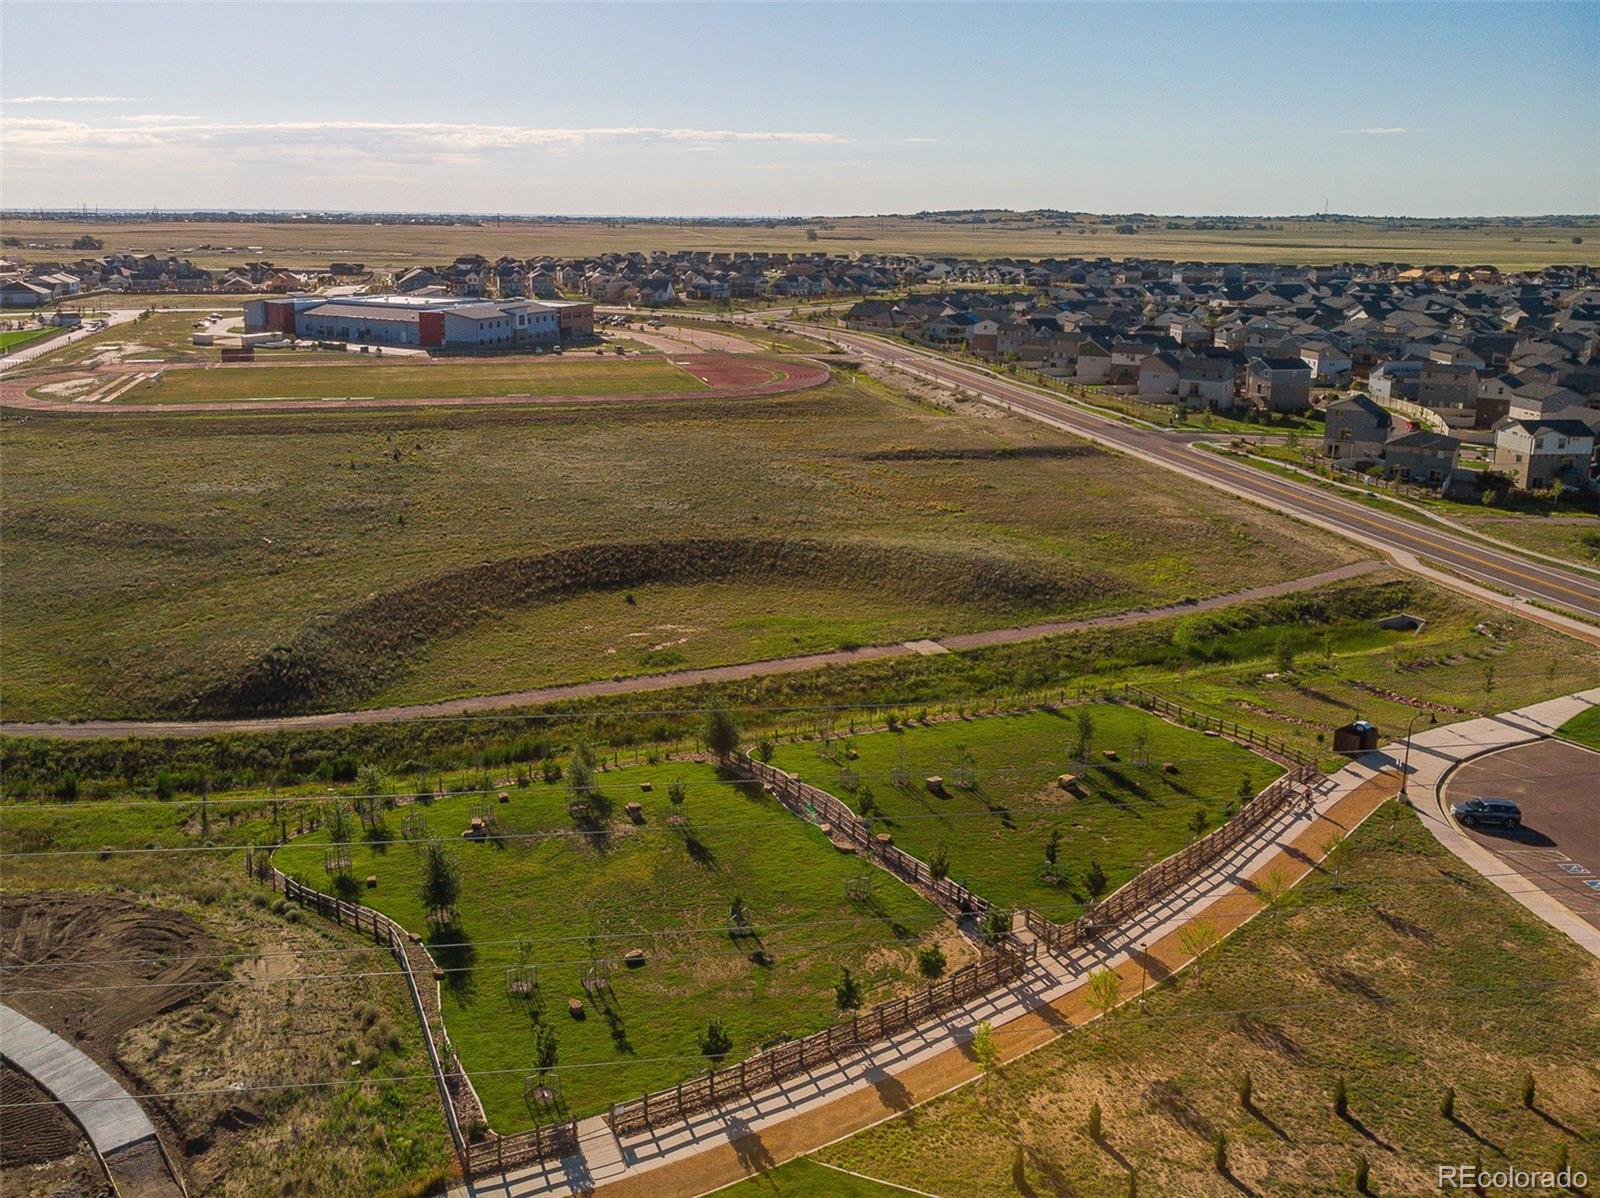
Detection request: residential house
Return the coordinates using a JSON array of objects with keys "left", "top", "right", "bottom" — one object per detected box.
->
[
  {"left": 1383, "top": 431, "right": 1461, "bottom": 485},
  {"left": 1491, "top": 419, "right": 1596, "bottom": 490},
  {"left": 1417, "top": 362, "right": 1478, "bottom": 409},
  {"left": 1323, "top": 393, "right": 1393, "bottom": 463},
  {"left": 1299, "top": 343, "right": 1353, "bottom": 386},
  {"left": 1245, "top": 356, "right": 1313, "bottom": 412}
]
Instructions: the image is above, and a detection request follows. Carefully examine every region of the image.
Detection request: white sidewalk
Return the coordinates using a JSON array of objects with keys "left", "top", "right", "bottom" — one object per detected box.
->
[{"left": 0, "top": 1001, "right": 158, "bottom": 1154}]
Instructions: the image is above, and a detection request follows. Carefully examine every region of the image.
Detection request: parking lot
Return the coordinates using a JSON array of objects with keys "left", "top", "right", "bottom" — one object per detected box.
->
[{"left": 1443, "top": 737, "right": 1600, "bottom": 932}]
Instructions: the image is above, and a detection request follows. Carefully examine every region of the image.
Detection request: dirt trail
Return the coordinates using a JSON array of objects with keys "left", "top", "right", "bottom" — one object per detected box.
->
[{"left": 1, "top": 560, "right": 1383, "bottom": 741}]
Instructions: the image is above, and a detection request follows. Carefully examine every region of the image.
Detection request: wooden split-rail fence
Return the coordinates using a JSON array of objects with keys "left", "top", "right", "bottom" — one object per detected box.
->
[
  {"left": 733, "top": 754, "right": 993, "bottom": 919},
  {"left": 1120, "top": 683, "right": 1315, "bottom": 770},
  {"left": 1017, "top": 765, "right": 1316, "bottom": 958},
  {"left": 249, "top": 856, "right": 578, "bottom": 1176},
  {"left": 606, "top": 949, "right": 1026, "bottom": 1137}
]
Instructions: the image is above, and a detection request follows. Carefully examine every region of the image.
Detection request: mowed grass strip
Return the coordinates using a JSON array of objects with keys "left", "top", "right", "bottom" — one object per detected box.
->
[
  {"left": 1558, "top": 705, "right": 1600, "bottom": 751},
  {"left": 767, "top": 705, "right": 1282, "bottom": 918},
  {"left": 814, "top": 807, "right": 1600, "bottom": 1197},
  {"left": 114, "top": 358, "right": 706, "bottom": 403},
  {"left": 273, "top": 761, "right": 948, "bottom": 1129}
]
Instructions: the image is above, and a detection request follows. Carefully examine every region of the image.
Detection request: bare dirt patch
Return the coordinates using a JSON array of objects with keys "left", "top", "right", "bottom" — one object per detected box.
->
[{"left": 0, "top": 893, "right": 219, "bottom": 1060}]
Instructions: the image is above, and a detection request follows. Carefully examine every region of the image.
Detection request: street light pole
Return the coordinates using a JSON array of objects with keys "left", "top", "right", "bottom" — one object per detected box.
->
[{"left": 1399, "top": 710, "right": 1436, "bottom": 803}]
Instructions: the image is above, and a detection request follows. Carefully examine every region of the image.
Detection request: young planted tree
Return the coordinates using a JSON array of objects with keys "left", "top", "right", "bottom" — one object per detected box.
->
[
  {"left": 1131, "top": 722, "right": 1150, "bottom": 767},
  {"left": 698, "top": 1017, "right": 733, "bottom": 1062},
  {"left": 1213, "top": 1130, "right": 1228, "bottom": 1174},
  {"left": 1177, "top": 916, "right": 1222, "bottom": 976},
  {"left": 1085, "top": 966, "right": 1122, "bottom": 1025},
  {"left": 835, "top": 966, "right": 864, "bottom": 1012},
  {"left": 916, "top": 943, "right": 946, "bottom": 979},
  {"left": 1044, "top": 828, "right": 1061, "bottom": 866},
  {"left": 1333, "top": 1075, "right": 1349, "bottom": 1119},
  {"left": 705, "top": 705, "right": 740, "bottom": 759},
  {"left": 970, "top": 1019, "right": 998, "bottom": 1075},
  {"left": 1086, "top": 1100, "right": 1102, "bottom": 1140},
  {"left": 1187, "top": 806, "right": 1209, "bottom": 839},
  {"left": 667, "top": 777, "right": 687, "bottom": 809},
  {"left": 929, "top": 843, "right": 950, "bottom": 882},
  {"left": 420, "top": 839, "right": 461, "bottom": 926},
  {"left": 1072, "top": 709, "right": 1096, "bottom": 762},
  {"left": 1274, "top": 634, "right": 1298, "bottom": 676},
  {"left": 1085, "top": 859, "right": 1108, "bottom": 900}
]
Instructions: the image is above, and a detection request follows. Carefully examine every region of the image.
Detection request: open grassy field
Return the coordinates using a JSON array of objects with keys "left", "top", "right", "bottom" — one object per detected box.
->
[
  {"left": 85, "top": 357, "right": 705, "bottom": 404},
  {"left": 809, "top": 806, "right": 1600, "bottom": 1197},
  {"left": 273, "top": 760, "right": 949, "bottom": 1128},
  {"left": 766, "top": 706, "right": 1281, "bottom": 918},
  {"left": 1558, "top": 705, "right": 1600, "bottom": 750},
  {"left": 5, "top": 214, "right": 1596, "bottom": 271},
  {"left": 0, "top": 375, "right": 1364, "bottom": 721}
]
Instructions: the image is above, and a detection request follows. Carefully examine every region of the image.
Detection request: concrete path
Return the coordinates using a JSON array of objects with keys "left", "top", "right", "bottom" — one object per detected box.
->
[
  {"left": 1360, "top": 687, "right": 1600, "bottom": 960},
  {"left": 0, "top": 1001, "right": 158, "bottom": 1152},
  {"left": 454, "top": 758, "right": 1400, "bottom": 1197},
  {"left": 1, "top": 560, "right": 1381, "bottom": 741}
]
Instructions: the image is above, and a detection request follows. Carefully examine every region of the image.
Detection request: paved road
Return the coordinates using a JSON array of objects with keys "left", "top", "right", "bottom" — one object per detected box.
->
[
  {"left": 1442, "top": 736, "right": 1600, "bottom": 934},
  {"left": 0, "top": 562, "right": 1378, "bottom": 740},
  {"left": 810, "top": 327, "right": 1600, "bottom": 639}
]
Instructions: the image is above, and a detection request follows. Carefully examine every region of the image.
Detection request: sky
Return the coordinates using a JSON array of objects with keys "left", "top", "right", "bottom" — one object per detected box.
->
[{"left": 1, "top": 1, "right": 1596, "bottom": 218}]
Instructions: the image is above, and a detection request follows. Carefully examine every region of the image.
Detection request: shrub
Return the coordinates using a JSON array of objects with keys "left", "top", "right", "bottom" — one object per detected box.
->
[
  {"left": 1353, "top": 1153, "right": 1369, "bottom": 1194},
  {"left": 1440, "top": 1086, "right": 1455, "bottom": 1119},
  {"left": 916, "top": 944, "right": 946, "bottom": 979},
  {"left": 1085, "top": 859, "right": 1108, "bottom": 898},
  {"left": 1333, "top": 1075, "right": 1348, "bottom": 1118},
  {"left": 1086, "top": 1100, "right": 1102, "bottom": 1140}
]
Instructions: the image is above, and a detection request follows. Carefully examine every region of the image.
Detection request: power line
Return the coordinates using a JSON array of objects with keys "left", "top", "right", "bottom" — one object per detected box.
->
[{"left": 3, "top": 873, "right": 1575, "bottom": 990}]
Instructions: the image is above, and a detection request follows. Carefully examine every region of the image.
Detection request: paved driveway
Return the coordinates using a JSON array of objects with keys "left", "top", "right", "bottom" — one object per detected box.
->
[{"left": 1443, "top": 738, "right": 1600, "bottom": 933}]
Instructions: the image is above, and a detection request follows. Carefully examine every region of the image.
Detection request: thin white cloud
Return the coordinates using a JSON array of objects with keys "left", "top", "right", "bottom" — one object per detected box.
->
[
  {"left": 1, "top": 115, "right": 847, "bottom": 154},
  {"left": 3, "top": 95, "right": 136, "bottom": 104},
  {"left": 1345, "top": 127, "right": 1411, "bottom": 135},
  {"left": 904, "top": 137, "right": 940, "bottom": 144}
]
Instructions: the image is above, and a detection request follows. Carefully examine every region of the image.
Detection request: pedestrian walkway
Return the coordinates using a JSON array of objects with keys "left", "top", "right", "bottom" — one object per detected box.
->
[
  {"left": 0, "top": 1002, "right": 155, "bottom": 1153},
  {"left": 455, "top": 756, "right": 1401, "bottom": 1197}
]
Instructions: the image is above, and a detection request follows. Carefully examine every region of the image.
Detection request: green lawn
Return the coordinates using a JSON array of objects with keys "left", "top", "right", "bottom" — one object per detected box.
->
[
  {"left": 106, "top": 358, "right": 705, "bottom": 404},
  {"left": 767, "top": 706, "right": 1282, "bottom": 920},
  {"left": 1, "top": 378, "right": 1362, "bottom": 721},
  {"left": 1558, "top": 705, "right": 1600, "bottom": 750},
  {"left": 0, "top": 326, "right": 62, "bottom": 352},
  {"left": 815, "top": 807, "right": 1600, "bottom": 1197},
  {"left": 721, "top": 1158, "right": 924, "bottom": 1197},
  {"left": 273, "top": 760, "right": 945, "bottom": 1129}
]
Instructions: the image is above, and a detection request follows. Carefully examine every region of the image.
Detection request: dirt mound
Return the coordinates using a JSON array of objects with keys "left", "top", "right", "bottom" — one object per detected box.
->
[
  {"left": 190, "top": 537, "right": 1124, "bottom": 716},
  {"left": 0, "top": 893, "right": 218, "bottom": 1060}
]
